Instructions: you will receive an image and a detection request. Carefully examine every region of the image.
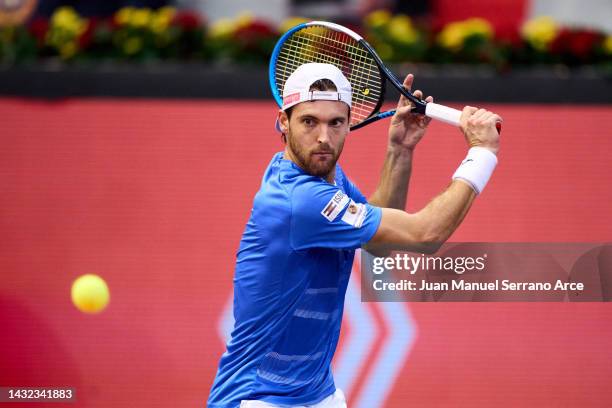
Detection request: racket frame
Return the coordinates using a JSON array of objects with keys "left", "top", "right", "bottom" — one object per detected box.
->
[
  {"left": 270, "top": 21, "right": 391, "bottom": 131},
  {"left": 269, "top": 21, "right": 464, "bottom": 131}
]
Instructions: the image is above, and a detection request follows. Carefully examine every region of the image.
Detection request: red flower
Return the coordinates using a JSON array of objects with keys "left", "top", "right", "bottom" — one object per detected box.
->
[
  {"left": 550, "top": 29, "right": 569, "bottom": 53},
  {"left": 568, "top": 30, "right": 601, "bottom": 58},
  {"left": 233, "top": 20, "right": 277, "bottom": 47},
  {"left": 28, "top": 17, "right": 49, "bottom": 45},
  {"left": 171, "top": 10, "right": 202, "bottom": 30},
  {"left": 79, "top": 17, "right": 99, "bottom": 48},
  {"left": 497, "top": 28, "right": 522, "bottom": 48},
  {"left": 551, "top": 28, "right": 601, "bottom": 59}
]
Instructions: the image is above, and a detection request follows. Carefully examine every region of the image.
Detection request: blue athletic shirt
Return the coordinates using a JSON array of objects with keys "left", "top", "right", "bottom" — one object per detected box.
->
[{"left": 207, "top": 152, "right": 382, "bottom": 407}]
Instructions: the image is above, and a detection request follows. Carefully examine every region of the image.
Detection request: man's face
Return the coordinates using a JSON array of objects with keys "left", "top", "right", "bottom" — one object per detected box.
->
[{"left": 279, "top": 100, "right": 350, "bottom": 180}]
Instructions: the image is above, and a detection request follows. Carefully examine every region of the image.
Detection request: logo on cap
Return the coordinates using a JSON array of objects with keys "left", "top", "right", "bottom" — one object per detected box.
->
[{"left": 283, "top": 92, "right": 301, "bottom": 108}]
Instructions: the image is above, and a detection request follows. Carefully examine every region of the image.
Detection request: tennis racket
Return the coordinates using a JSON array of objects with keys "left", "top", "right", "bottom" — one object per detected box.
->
[{"left": 269, "top": 21, "right": 501, "bottom": 133}]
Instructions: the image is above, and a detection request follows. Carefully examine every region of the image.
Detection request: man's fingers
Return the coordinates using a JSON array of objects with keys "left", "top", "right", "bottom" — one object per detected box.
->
[
  {"left": 397, "top": 74, "right": 414, "bottom": 108},
  {"left": 403, "top": 74, "right": 414, "bottom": 92},
  {"left": 460, "top": 106, "right": 479, "bottom": 124},
  {"left": 471, "top": 108, "right": 488, "bottom": 120},
  {"left": 463, "top": 106, "right": 478, "bottom": 115},
  {"left": 463, "top": 107, "right": 503, "bottom": 130},
  {"left": 393, "top": 105, "right": 413, "bottom": 119},
  {"left": 473, "top": 110, "right": 501, "bottom": 128},
  {"left": 485, "top": 114, "right": 503, "bottom": 130},
  {"left": 396, "top": 75, "right": 434, "bottom": 124}
]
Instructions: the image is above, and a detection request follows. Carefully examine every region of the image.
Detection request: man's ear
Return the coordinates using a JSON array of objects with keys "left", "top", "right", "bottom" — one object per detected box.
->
[
  {"left": 347, "top": 108, "right": 352, "bottom": 130},
  {"left": 278, "top": 110, "right": 289, "bottom": 134}
]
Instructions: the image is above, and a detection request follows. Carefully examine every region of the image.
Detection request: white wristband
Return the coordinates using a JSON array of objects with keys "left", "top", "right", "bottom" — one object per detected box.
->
[{"left": 452, "top": 147, "right": 498, "bottom": 194}]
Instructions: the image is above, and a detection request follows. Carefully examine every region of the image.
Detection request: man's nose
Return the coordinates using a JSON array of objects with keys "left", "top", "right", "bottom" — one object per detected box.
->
[{"left": 317, "top": 125, "right": 331, "bottom": 144}]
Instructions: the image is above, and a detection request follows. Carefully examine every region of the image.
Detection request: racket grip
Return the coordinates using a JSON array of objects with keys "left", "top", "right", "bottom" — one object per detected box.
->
[
  {"left": 425, "top": 103, "right": 503, "bottom": 134},
  {"left": 425, "top": 102, "right": 461, "bottom": 126}
]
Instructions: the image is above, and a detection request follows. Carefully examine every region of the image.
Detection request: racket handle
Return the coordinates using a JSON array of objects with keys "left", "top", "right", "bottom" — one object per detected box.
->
[
  {"left": 425, "top": 102, "right": 502, "bottom": 134},
  {"left": 425, "top": 102, "right": 461, "bottom": 126}
]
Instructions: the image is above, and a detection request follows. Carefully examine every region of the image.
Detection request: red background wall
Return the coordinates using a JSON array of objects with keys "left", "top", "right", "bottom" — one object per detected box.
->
[{"left": 1, "top": 98, "right": 611, "bottom": 407}]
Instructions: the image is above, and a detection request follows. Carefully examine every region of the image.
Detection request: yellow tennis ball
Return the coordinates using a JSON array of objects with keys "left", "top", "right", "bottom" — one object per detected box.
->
[{"left": 71, "top": 274, "right": 110, "bottom": 314}]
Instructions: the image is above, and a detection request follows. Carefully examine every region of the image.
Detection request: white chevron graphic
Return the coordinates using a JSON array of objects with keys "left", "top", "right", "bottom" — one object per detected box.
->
[
  {"left": 351, "top": 301, "right": 416, "bottom": 408},
  {"left": 344, "top": 252, "right": 417, "bottom": 408}
]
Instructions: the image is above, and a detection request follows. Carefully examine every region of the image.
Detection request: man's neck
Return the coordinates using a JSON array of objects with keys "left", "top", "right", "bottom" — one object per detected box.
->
[{"left": 323, "top": 169, "right": 336, "bottom": 185}]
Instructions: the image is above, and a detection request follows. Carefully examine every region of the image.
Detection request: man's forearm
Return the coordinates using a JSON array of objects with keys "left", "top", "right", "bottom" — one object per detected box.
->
[
  {"left": 368, "top": 145, "right": 413, "bottom": 209},
  {"left": 367, "top": 180, "right": 476, "bottom": 254}
]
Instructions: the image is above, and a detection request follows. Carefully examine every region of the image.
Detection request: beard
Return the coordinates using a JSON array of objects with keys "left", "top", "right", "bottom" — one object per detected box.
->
[{"left": 286, "top": 129, "right": 344, "bottom": 179}]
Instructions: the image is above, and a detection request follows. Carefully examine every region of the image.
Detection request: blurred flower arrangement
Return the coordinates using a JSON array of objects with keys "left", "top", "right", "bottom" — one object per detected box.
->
[
  {"left": 431, "top": 17, "right": 505, "bottom": 66},
  {"left": 208, "top": 12, "right": 278, "bottom": 63},
  {"left": 517, "top": 16, "right": 609, "bottom": 66},
  {"left": 0, "top": 6, "right": 610, "bottom": 68},
  {"left": 363, "top": 10, "right": 426, "bottom": 62},
  {"left": 362, "top": 12, "right": 610, "bottom": 69}
]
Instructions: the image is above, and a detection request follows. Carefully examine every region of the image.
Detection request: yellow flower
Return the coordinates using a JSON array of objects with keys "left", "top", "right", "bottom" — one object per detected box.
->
[
  {"left": 47, "top": 6, "right": 86, "bottom": 57},
  {"left": 279, "top": 16, "right": 309, "bottom": 34},
  {"left": 123, "top": 36, "right": 143, "bottom": 55},
  {"left": 157, "top": 6, "right": 177, "bottom": 21},
  {"left": 235, "top": 12, "right": 254, "bottom": 29},
  {"left": 463, "top": 18, "right": 493, "bottom": 39},
  {"left": 521, "top": 16, "right": 558, "bottom": 51},
  {"left": 51, "top": 6, "right": 87, "bottom": 35},
  {"left": 51, "top": 7, "right": 76, "bottom": 27},
  {"left": 437, "top": 21, "right": 465, "bottom": 50},
  {"left": 365, "top": 9, "right": 391, "bottom": 29},
  {"left": 209, "top": 18, "right": 236, "bottom": 39},
  {"left": 438, "top": 18, "right": 493, "bottom": 51},
  {"left": 115, "top": 7, "right": 135, "bottom": 26},
  {"left": 130, "top": 8, "right": 152, "bottom": 28},
  {"left": 150, "top": 7, "right": 176, "bottom": 33},
  {"left": 603, "top": 35, "right": 612, "bottom": 54},
  {"left": 386, "top": 14, "right": 417, "bottom": 45}
]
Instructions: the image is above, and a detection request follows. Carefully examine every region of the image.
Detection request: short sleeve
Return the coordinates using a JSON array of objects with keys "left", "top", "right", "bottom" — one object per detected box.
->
[
  {"left": 290, "top": 181, "right": 382, "bottom": 250},
  {"left": 343, "top": 176, "right": 368, "bottom": 204}
]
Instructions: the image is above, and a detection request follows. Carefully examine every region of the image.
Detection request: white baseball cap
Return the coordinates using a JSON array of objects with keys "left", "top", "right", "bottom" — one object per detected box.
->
[{"left": 276, "top": 63, "right": 352, "bottom": 132}]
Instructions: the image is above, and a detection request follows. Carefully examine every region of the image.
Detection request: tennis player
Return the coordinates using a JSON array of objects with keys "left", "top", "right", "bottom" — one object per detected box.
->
[{"left": 207, "top": 63, "right": 501, "bottom": 407}]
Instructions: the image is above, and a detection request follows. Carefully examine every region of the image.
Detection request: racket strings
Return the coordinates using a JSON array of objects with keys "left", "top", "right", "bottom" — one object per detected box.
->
[
  {"left": 278, "top": 31, "right": 380, "bottom": 123},
  {"left": 275, "top": 26, "right": 383, "bottom": 127},
  {"left": 310, "top": 30, "right": 381, "bottom": 122},
  {"left": 277, "top": 43, "right": 381, "bottom": 95},
  {"left": 279, "top": 31, "right": 381, "bottom": 85},
  {"left": 280, "top": 35, "right": 379, "bottom": 122}
]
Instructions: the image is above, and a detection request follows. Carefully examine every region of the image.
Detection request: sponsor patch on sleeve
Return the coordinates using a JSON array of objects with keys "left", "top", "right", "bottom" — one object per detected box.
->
[
  {"left": 341, "top": 200, "right": 367, "bottom": 228},
  {"left": 320, "top": 190, "right": 350, "bottom": 222}
]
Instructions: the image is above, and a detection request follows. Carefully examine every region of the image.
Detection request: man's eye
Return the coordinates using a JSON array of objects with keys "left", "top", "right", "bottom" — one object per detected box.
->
[
  {"left": 303, "top": 118, "right": 314, "bottom": 126},
  {"left": 330, "top": 119, "right": 343, "bottom": 127}
]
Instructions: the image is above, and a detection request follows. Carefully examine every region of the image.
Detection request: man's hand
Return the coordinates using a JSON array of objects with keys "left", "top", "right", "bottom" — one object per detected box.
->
[
  {"left": 388, "top": 74, "right": 433, "bottom": 151},
  {"left": 460, "top": 106, "right": 502, "bottom": 155}
]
